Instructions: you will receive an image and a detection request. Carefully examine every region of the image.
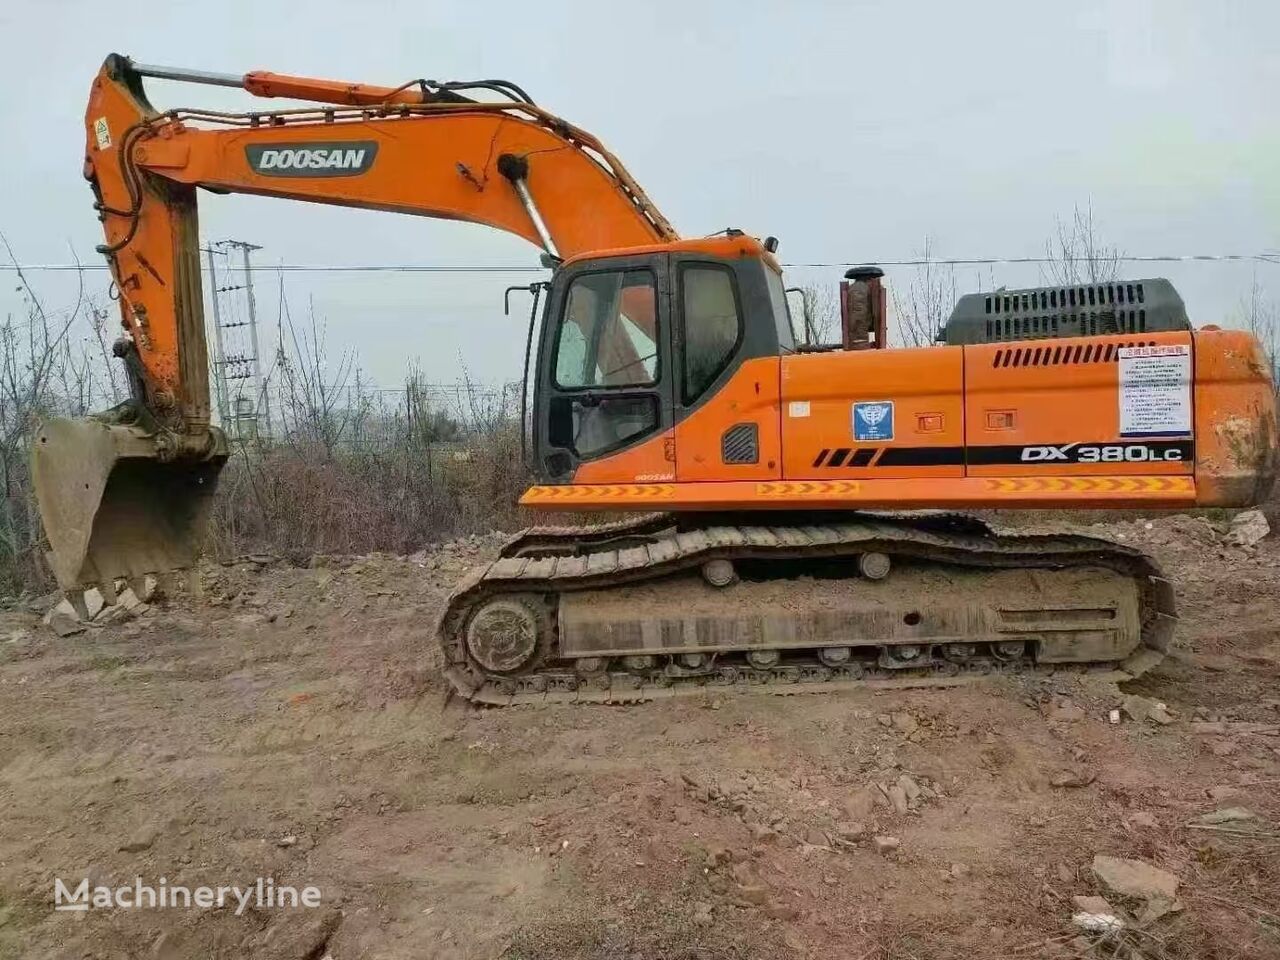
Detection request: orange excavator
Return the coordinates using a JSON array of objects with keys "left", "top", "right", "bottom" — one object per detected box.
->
[{"left": 35, "top": 54, "right": 1277, "bottom": 703}]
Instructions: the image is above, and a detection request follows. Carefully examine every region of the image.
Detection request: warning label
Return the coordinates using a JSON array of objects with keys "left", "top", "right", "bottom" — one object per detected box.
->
[{"left": 1118, "top": 344, "right": 1191, "bottom": 437}]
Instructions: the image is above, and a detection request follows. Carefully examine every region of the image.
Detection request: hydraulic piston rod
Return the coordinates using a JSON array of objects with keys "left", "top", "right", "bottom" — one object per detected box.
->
[{"left": 497, "top": 154, "right": 561, "bottom": 259}]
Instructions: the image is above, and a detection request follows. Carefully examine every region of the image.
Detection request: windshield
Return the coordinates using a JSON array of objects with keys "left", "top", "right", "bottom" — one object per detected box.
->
[{"left": 555, "top": 270, "right": 659, "bottom": 387}]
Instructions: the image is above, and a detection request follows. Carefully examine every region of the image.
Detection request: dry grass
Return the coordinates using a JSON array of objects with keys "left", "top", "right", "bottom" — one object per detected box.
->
[{"left": 206, "top": 425, "right": 532, "bottom": 562}]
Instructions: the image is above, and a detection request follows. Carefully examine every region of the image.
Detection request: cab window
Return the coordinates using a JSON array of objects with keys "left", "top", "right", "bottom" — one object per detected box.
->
[
  {"left": 680, "top": 264, "right": 742, "bottom": 403},
  {"left": 554, "top": 270, "right": 658, "bottom": 389},
  {"left": 764, "top": 265, "right": 796, "bottom": 351}
]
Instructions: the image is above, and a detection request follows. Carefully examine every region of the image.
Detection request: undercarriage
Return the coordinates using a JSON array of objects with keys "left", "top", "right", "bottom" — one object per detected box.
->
[{"left": 437, "top": 513, "right": 1174, "bottom": 705}]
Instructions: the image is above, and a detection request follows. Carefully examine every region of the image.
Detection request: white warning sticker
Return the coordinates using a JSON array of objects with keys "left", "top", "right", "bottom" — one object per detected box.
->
[
  {"left": 788, "top": 400, "right": 811, "bottom": 418},
  {"left": 1118, "top": 344, "right": 1191, "bottom": 437},
  {"left": 93, "top": 116, "right": 111, "bottom": 150}
]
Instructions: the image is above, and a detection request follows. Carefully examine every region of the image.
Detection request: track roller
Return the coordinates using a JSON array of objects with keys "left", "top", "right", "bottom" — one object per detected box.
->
[
  {"left": 701, "top": 559, "right": 737, "bottom": 587},
  {"left": 858, "top": 551, "right": 892, "bottom": 580},
  {"left": 992, "top": 640, "right": 1026, "bottom": 661},
  {"left": 881, "top": 644, "right": 925, "bottom": 668},
  {"left": 817, "top": 646, "right": 852, "bottom": 666}
]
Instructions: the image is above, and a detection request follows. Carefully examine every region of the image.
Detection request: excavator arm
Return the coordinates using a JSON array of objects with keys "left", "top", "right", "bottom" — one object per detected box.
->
[
  {"left": 35, "top": 54, "right": 677, "bottom": 589},
  {"left": 86, "top": 53, "right": 674, "bottom": 433}
]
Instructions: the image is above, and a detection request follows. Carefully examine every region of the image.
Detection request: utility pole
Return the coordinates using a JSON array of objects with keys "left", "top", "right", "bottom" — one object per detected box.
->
[
  {"left": 203, "top": 245, "right": 231, "bottom": 427},
  {"left": 204, "top": 239, "right": 272, "bottom": 443},
  {"left": 226, "top": 240, "right": 273, "bottom": 438}
]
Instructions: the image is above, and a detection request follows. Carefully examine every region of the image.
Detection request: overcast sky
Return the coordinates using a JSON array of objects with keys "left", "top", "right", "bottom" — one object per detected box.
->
[{"left": 1, "top": 0, "right": 1277, "bottom": 392}]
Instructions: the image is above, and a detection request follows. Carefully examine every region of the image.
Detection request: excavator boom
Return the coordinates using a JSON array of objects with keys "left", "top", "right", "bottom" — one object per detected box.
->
[{"left": 86, "top": 54, "right": 673, "bottom": 423}]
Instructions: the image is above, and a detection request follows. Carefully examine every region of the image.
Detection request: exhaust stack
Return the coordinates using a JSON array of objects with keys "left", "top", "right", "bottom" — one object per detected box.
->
[{"left": 841, "top": 266, "right": 887, "bottom": 350}]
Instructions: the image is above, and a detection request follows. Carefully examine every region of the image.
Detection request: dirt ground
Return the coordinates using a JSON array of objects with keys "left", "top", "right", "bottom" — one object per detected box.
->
[{"left": 1, "top": 514, "right": 1278, "bottom": 960}]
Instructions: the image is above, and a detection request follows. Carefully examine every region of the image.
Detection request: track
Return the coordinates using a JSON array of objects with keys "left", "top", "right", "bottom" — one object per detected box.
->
[{"left": 438, "top": 514, "right": 1175, "bottom": 706}]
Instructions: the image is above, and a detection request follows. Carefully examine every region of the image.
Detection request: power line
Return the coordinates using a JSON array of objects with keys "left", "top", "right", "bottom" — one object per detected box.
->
[
  {"left": 2, "top": 252, "right": 1279, "bottom": 273},
  {"left": 836, "top": 254, "right": 1280, "bottom": 268},
  {"left": 0, "top": 263, "right": 546, "bottom": 273}
]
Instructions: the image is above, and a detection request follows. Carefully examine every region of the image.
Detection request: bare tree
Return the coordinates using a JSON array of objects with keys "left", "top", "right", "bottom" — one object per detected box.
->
[
  {"left": 88, "top": 302, "right": 123, "bottom": 402},
  {"left": 275, "top": 295, "right": 367, "bottom": 459},
  {"left": 1236, "top": 277, "right": 1279, "bottom": 388},
  {"left": 404, "top": 369, "right": 461, "bottom": 443},
  {"left": 890, "top": 237, "right": 955, "bottom": 347},
  {"left": 793, "top": 284, "right": 841, "bottom": 345},
  {"left": 1043, "top": 204, "right": 1121, "bottom": 286},
  {"left": 0, "top": 234, "right": 111, "bottom": 591}
]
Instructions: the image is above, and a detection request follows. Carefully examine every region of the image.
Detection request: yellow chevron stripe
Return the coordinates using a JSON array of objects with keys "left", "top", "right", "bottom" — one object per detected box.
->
[
  {"left": 983, "top": 476, "right": 1193, "bottom": 494},
  {"left": 523, "top": 484, "right": 677, "bottom": 501},
  {"left": 755, "top": 480, "right": 861, "bottom": 497}
]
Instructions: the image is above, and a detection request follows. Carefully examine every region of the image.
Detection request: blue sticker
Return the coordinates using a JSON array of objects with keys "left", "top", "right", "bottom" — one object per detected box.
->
[{"left": 853, "top": 401, "right": 894, "bottom": 441}]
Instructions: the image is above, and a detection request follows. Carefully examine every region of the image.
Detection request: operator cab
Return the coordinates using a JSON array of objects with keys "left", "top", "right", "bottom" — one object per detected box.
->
[{"left": 527, "top": 233, "right": 794, "bottom": 483}]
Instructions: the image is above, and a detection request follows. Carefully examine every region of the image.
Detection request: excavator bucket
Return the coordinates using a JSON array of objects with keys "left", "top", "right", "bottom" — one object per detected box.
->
[{"left": 32, "top": 418, "right": 227, "bottom": 591}]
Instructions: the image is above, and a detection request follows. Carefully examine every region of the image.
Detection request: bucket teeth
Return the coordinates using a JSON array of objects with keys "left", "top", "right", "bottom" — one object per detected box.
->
[
  {"left": 50, "top": 573, "right": 162, "bottom": 630},
  {"left": 66, "top": 591, "right": 91, "bottom": 622}
]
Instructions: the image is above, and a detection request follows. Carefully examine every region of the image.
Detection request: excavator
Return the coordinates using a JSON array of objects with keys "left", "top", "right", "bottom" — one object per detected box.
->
[{"left": 34, "top": 54, "right": 1277, "bottom": 704}]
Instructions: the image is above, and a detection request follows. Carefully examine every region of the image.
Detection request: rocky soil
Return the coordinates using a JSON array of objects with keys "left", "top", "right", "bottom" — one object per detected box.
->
[{"left": 0, "top": 515, "right": 1278, "bottom": 959}]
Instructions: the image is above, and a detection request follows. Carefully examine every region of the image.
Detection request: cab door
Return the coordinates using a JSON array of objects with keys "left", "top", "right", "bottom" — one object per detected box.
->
[
  {"left": 672, "top": 256, "right": 784, "bottom": 481},
  {"left": 532, "top": 253, "right": 678, "bottom": 484}
]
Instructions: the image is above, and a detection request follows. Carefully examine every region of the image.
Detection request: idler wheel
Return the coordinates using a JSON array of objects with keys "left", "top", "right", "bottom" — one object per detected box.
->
[{"left": 465, "top": 598, "right": 543, "bottom": 673}]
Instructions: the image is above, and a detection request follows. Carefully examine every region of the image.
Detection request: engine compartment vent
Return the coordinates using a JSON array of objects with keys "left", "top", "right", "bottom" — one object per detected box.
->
[
  {"left": 992, "top": 340, "right": 1158, "bottom": 368},
  {"left": 721, "top": 423, "right": 760, "bottom": 464},
  {"left": 942, "top": 278, "right": 1190, "bottom": 345}
]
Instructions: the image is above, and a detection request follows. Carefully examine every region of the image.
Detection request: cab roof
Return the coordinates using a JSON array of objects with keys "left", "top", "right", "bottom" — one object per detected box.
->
[{"left": 560, "top": 234, "right": 783, "bottom": 273}]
